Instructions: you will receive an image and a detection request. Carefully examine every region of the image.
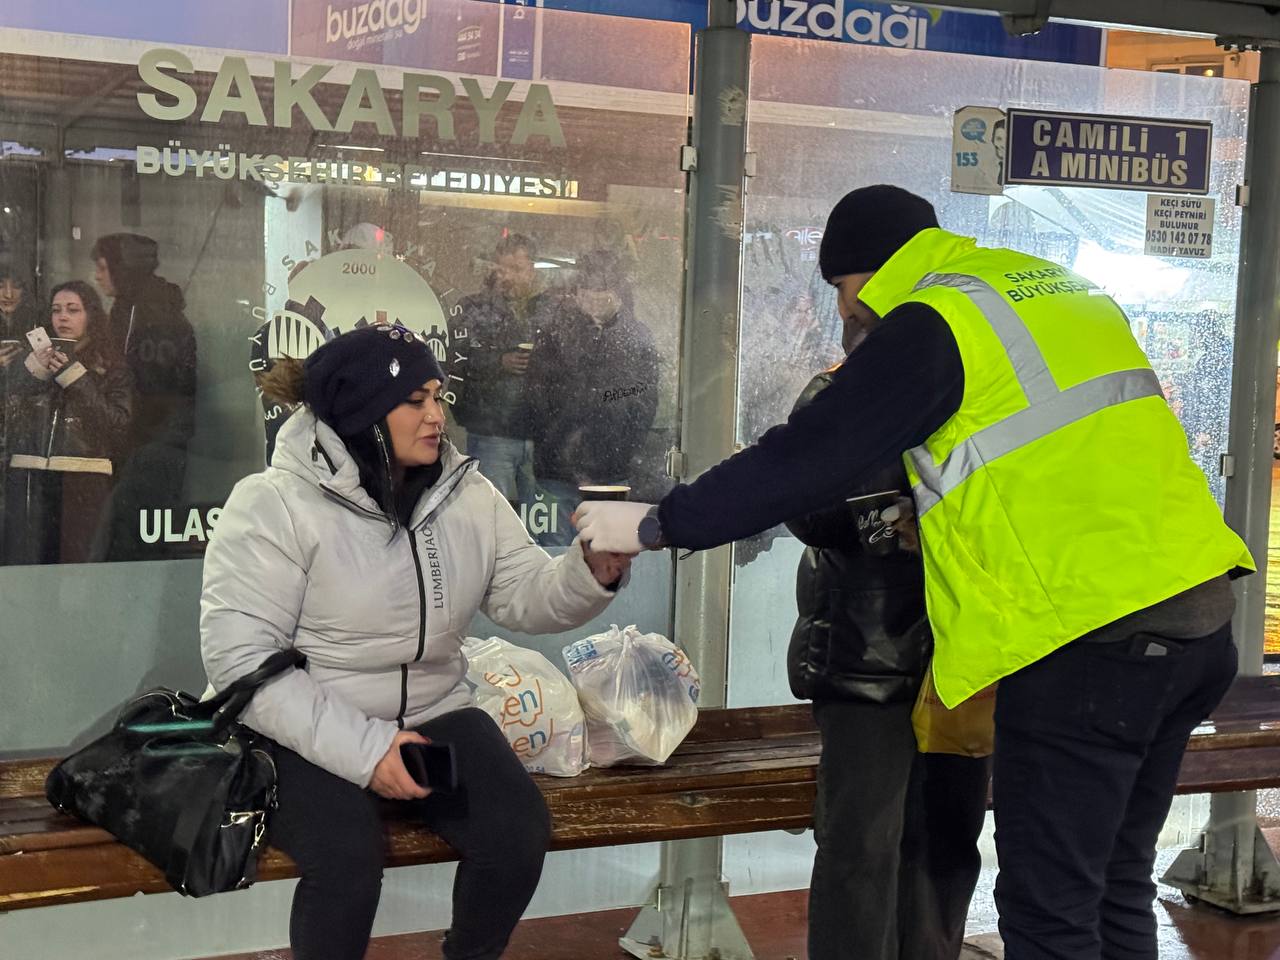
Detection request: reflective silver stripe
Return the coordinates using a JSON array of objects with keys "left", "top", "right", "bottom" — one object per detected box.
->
[
  {"left": 911, "top": 476, "right": 941, "bottom": 517},
  {"left": 915, "top": 272, "right": 1059, "bottom": 404},
  {"left": 910, "top": 367, "right": 1163, "bottom": 517}
]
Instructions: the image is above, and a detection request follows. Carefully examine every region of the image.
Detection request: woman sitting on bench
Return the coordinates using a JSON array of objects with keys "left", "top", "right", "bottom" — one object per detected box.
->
[{"left": 200, "top": 322, "right": 631, "bottom": 960}]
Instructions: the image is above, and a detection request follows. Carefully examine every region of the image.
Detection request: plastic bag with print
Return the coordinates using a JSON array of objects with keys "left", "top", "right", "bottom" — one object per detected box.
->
[
  {"left": 562, "top": 624, "right": 701, "bottom": 766},
  {"left": 463, "top": 637, "right": 588, "bottom": 777}
]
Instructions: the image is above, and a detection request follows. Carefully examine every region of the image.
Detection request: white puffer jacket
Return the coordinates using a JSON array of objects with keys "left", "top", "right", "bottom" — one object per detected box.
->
[{"left": 200, "top": 409, "right": 617, "bottom": 787}]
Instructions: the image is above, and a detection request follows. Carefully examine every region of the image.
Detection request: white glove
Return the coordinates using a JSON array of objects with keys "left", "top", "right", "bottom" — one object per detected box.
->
[{"left": 573, "top": 501, "right": 653, "bottom": 554}]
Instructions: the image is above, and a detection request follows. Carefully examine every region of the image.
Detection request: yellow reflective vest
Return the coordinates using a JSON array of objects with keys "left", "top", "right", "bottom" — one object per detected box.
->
[{"left": 856, "top": 229, "right": 1253, "bottom": 708}]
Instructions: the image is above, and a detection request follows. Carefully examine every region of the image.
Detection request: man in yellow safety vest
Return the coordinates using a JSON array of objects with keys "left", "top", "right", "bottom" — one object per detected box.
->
[{"left": 575, "top": 185, "right": 1253, "bottom": 960}]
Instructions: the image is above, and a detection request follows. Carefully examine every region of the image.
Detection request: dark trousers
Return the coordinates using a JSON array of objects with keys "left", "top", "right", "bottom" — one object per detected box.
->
[
  {"left": 98, "top": 440, "right": 187, "bottom": 560},
  {"left": 270, "top": 707, "right": 552, "bottom": 960},
  {"left": 993, "top": 622, "right": 1238, "bottom": 960},
  {"left": 809, "top": 699, "right": 990, "bottom": 960},
  {"left": 4, "top": 468, "right": 113, "bottom": 565}
]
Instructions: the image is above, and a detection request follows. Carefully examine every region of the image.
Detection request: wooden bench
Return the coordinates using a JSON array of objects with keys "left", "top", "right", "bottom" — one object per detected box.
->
[
  {"left": 0, "top": 705, "right": 819, "bottom": 912},
  {"left": 3, "top": 678, "right": 1279, "bottom": 914}
]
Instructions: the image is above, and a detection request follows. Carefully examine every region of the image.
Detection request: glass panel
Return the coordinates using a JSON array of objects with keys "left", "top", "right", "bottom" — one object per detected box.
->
[
  {"left": 0, "top": 4, "right": 688, "bottom": 955},
  {"left": 725, "top": 34, "right": 1248, "bottom": 897},
  {"left": 1270, "top": 376, "right": 1280, "bottom": 657},
  {"left": 730, "top": 33, "right": 1249, "bottom": 707}
]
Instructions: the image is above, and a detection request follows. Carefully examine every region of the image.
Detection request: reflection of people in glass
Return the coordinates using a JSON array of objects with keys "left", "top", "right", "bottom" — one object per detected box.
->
[
  {"left": 524, "top": 250, "right": 659, "bottom": 546},
  {"left": 784, "top": 291, "right": 844, "bottom": 371},
  {"left": 0, "top": 258, "right": 43, "bottom": 532},
  {"left": 786, "top": 361, "right": 987, "bottom": 960},
  {"left": 451, "top": 234, "right": 546, "bottom": 507},
  {"left": 741, "top": 290, "right": 845, "bottom": 446},
  {"left": 90, "top": 233, "right": 198, "bottom": 559},
  {"left": 735, "top": 286, "right": 844, "bottom": 565},
  {"left": 0, "top": 259, "right": 41, "bottom": 346},
  {"left": 202, "top": 324, "right": 628, "bottom": 960},
  {"left": 4, "top": 282, "right": 133, "bottom": 564}
]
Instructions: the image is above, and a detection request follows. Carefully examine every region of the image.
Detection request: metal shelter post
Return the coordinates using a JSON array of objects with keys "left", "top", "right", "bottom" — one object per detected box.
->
[
  {"left": 1161, "top": 42, "right": 1280, "bottom": 915},
  {"left": 621, "top": 2, "right": 754, "bottom": 958}
]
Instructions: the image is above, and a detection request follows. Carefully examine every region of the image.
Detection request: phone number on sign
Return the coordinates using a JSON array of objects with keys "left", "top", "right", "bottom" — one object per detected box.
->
[{"left": 1145, "top": 229, "right": 1212, "bottom": 247}]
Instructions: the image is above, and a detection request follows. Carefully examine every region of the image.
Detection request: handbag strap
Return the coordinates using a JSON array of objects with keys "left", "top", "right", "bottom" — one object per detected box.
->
[
  {"left": 165, "top": 650, "right": 302, "bottom": 892},
  {"left": 165, "top": 755, "right": 240, "bottom": 894},
  {"left": 200, "top": 648, "right": 306, "bottom": 733}
]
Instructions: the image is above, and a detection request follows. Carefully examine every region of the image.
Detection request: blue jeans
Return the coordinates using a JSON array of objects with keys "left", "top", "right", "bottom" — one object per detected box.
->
[{"left": 466, "top": 434, "right": 537, "bottom": 504}]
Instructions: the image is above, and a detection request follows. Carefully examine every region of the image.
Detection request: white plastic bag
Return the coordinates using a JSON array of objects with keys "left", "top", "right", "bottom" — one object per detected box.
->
[
  {"left": 562, "top": 625, "right": 701, "bottom": 766},
  {"left": 463, "top": 636, "right": 588, "bottom": 777}
]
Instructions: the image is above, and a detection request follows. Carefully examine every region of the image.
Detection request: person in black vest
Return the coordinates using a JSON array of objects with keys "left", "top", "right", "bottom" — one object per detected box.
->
[
  {"left": 787, "top": 361, "right": 989, "bottom": 960},
  {"left": 91, "top": 233, "right": 198, "bottom": 559}
]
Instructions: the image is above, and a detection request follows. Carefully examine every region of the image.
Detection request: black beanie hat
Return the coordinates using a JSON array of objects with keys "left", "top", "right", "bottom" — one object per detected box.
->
[
  {"left": 304, "top": 324, "right": 446, "bottom": 437},
  {"left": 819, "top": 186, "right": 940, "bottom": 281}
]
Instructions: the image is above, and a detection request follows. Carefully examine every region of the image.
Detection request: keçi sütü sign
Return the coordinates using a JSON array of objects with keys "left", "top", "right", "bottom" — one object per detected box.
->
[
  {"left": 1004, "top": 109, "right": 1213, "bottom": 195},
  {"left": 1145, "top": 195, "right": 1215, "bottom": 259}
]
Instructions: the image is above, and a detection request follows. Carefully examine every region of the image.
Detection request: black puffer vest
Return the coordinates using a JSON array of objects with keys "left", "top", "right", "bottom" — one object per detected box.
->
[{"left": 786, "top": 369, "right": 932, "bottom": 704}]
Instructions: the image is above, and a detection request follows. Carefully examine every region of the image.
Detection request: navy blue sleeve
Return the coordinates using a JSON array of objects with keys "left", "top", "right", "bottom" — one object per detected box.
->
[{"left": 657, "top": 303, "right": 964, "bottom": 550}]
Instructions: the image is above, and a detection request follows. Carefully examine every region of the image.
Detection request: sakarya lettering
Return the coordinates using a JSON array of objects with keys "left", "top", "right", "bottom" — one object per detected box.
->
[{"left": 136, "top": 48, "right": 565, "bottom": 147}]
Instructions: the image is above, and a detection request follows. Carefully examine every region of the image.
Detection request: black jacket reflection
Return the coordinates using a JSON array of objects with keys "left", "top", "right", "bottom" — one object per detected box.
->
[{"left": 523, "top": 296, "right": 659, "bottom": 486}]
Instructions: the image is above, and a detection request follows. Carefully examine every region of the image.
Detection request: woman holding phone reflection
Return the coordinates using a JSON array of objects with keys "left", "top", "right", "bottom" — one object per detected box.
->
[
  {"left": 4, "top": 281, "right": 132, "bottom": 564},
  {"left": 0, "top": 265, "right": 41, "bottom": 361}
]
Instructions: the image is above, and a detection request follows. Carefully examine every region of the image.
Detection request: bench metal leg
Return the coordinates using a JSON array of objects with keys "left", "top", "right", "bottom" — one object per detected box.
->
[
  {"left": 620, "top": 837, "right": 755, "bottom": 960},
  {"left": 1161, "top": 792, "right": 1280, "bottom": 914}
]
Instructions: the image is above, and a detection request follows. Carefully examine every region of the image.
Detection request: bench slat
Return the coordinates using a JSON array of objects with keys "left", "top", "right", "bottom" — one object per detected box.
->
[
  {"left": 0, "top": 823, "right": 113, "bottom": 854},
  {"left": 679, "top": 704, "right": 815, "bottom": 743},
  {"left": 1185, "top": 676, "right": 1280, "bottom": 751},
  {"left": 0, "top": 708, "right": 817, "bottom": 801},
  {"left": 0, "top": 802, "right": 64, "bottom": 824},
  {"left": 0, "top": 780, "right": 816, "bottom": 912},
  {"left": 0, "top": 761, "right": 51, "bottom": 802},
  {"left": 1173, "top": 745, "right": 1280, "bottom": 795},
  {"left": 0, "top": 742, "right": 822, "bottom": 811},
  {"left": 0, "top": 753, "right": 822, "bottom": 853},
  {"left": 1183, "top": 724, "right": 1280, "bottom": 752}
]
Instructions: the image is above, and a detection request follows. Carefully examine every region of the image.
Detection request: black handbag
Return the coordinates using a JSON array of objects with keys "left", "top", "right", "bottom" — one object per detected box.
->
[{"left": 45, "top": 648, "right": 305, "bottom": 897}]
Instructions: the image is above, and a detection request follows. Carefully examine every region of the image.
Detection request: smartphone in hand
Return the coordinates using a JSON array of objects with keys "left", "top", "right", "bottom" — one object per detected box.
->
[
  {"left": 26, "top": 327, "right": 52, "bottom": 354},
  {"left": 400, "top": 742, "right": 458, "bottom": 793}
]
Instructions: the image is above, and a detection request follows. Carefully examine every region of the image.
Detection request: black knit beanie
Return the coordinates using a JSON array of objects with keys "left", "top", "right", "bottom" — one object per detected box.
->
[
  {"left": 819, "top": 186, "right": 940, "bottom": 281},
  {"left": 304, "top": 324, "right": 445, "bottom": 437}
]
